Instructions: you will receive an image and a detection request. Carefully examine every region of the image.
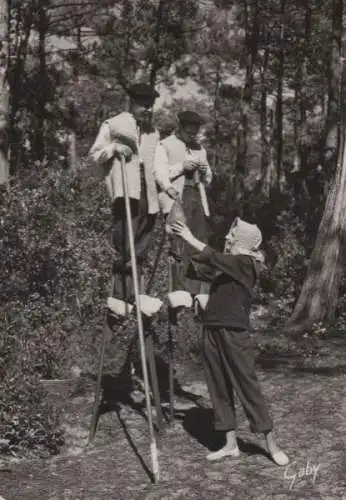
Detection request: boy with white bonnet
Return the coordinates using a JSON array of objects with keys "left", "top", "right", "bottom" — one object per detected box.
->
[{"left": 171, "top": 217, "right": 289, "bottom": 466}]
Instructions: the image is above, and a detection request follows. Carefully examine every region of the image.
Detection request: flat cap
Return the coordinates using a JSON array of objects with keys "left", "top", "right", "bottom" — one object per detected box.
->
[
  {"left": 128, "top": 83, "right": 160, "bottom": 101},
  {"left": 178, "top": 110, "right": 205, "bottom": 126}
]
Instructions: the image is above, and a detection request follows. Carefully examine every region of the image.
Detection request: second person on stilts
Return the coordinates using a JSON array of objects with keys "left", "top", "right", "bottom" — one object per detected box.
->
[{"left": 154, "top": 110, "right": 213, "bottom": 297}]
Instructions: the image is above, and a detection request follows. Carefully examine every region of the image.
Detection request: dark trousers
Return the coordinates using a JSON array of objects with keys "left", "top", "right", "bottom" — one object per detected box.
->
[
  {"left": 111, "top": 194, "right": 156, "bottom": 301},
  {"left": 202, "top": 327, "right": 273, "bottom": 433},
  {"left": 170, "top": 184, "right": 210, "bottom": 295}
]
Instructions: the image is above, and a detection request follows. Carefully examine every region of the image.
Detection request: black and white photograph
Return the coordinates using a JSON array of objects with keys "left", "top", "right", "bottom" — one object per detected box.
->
[{"left": 0, "top": 0, "right": 346, "bottom": 498}]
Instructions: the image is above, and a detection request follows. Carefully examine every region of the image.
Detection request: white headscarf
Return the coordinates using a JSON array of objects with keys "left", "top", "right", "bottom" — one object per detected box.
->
[{"left": 225, "top": 217, "right": 265, "bottom": 263}]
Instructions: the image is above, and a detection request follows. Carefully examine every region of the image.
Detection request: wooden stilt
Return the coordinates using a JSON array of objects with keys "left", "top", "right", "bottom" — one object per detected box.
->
[
  {"left": 89, "top": 157, "right": 162, "bottom": 482},
  {"left": 119, "top": 156, "right": 159, "bottom": 482},
  {"left": 167, "top": 255, "right": 175, "bottom": 423},
  {"left": 88, "top": 275, "right": 115, "bottom": 444},
  {"left": 140, "top": 276, "right": 165, "bottom": 431}
]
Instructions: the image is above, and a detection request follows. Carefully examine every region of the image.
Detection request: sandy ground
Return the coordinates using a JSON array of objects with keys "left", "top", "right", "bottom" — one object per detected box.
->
[{"left": 1, "top": 353, "right": 346, "bottom": 500}]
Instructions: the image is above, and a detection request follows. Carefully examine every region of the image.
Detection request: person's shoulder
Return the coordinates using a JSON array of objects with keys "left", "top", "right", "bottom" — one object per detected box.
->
[
  {"left": 104, "top": 111, "right": 133, "bottom": 127},
  {"left": 236, "top": 254, "right": 255, "bottom": 264},
  {"left": 224, "top": 254, "right": 252, "bottom": 270},
  {"left": 161, "top": 133, "right": 179, "bottom": 146},
  {"left": 235, "top": 255, "right": 261, "bottom": 278}
]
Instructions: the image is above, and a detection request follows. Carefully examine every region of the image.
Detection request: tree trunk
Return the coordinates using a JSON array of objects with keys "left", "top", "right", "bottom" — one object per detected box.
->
[
  {"left": 116, "top": 1, "right": 136, "bottom": 90},
  {"left": 274, "top": 0, "right": 285, "bottom": 192},
  {"left": 0, "top": 0, "right": 9, "bottom": 185},
  {"left": 321, "top": 73, "right": 326, "bottom": 119},
  {"left": 287, "top": 4, "right": 345, "bottom": 331},
  {"left": 8, "top": 4, "right": 34, "bottom": 174},
  {"left": 259, "top": 34, "right": 273, "bottom": 197},
  {"left": 33, "top": 0, "right": 49, "bottom": 162},
  {"left": 291, "top": 0, "right": 312, "bottom": 219},
  {"left": 73, "top": 24, "right": 82, "bottom": 77},
  {"left": 262, "top": 102, "right": 276, "bottom": 195},
  {"left": 293, "top": 0, "right": 311, "bottom": 175},
  {"left": 149, "top": 0, "right": 165, "bottom": 86},
  {"left": 212, "top": 60, "right": 221, "bottom": 171},
  {"left": 287, "top": 126, "right": 346, "bottom": 330},
  {"left": 237, "top": 0, "right": 259, "bottom": 174},
  {"left": 322, "top": 0, "right": 343, "bottom": 182},
  {"left": 76, "top": 25, "right": 82, "bottom": 52},
  {"left": 292, "top": 86, "right": 300, "bottom": 173}
]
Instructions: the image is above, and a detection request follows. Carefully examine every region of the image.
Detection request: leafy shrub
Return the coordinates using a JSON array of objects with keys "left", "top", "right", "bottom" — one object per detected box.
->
[
  {"left": 0, "top": 161, "right": 113, "bottom": 456},
  {"left": 259, "top": 212, "right": 307, "bottom": 300},
  {"left": 0, "top": 318, "right": 65, "bottom": 457},
  {"left": 1, "top": 159, "right": 198, "bottom": 456}
]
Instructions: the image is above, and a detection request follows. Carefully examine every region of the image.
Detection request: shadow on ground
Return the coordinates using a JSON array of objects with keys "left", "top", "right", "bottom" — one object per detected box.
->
[
  {"left": 180, "top": 407, "right": 271, "bottom": 461},
  {"left": 292, "top": 364, "right": 346, "bottom": 376},
  {"left": 255, "top": 351, "right": 302, "bottom": 370},
  {"left": 256, "top": 351, "right": 346, "bottom": 376},
  {"left": 130, "top": 355, "right": 206, "bottom": 406}
]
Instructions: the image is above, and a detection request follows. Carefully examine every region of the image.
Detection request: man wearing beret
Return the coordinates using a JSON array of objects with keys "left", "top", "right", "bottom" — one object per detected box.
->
[
  {"left": 154, "top": 110, "right": 212, "bottom": 296},
  {"left": 89, "top": 83, "right": 160, "bottom": 302}
]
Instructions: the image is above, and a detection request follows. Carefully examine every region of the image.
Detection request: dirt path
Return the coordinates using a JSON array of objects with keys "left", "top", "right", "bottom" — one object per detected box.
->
[{"left": 1, "top": 360, "right": 345, "bottom": 500}]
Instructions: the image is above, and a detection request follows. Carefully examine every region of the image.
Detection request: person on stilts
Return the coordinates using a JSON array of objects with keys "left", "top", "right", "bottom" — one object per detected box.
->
[
  {"left": 170, "top": 217, "right": 289, "bottom": 466},
  {"left": 89, "top": 83, "right": 163, "bottom": 387},
  {"left": 154, "top": 110, "right": 212, "bottom": 298},
  {"left": 89, "top": 83, "right": 160, "bottom": 305},
  {"left": 88, "top": 83, "right": 163, "bottom": 475}
]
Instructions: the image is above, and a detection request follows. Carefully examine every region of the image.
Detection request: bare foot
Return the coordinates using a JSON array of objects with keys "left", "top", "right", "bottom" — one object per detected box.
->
[
  {"left": 207, "top": 430, "right": 239, "bottom": 461},
  {"left": 206, "top": 445, "right": 240, "bottom": 462},
  {"left": 265, "top": 431, "right": 289, "bottom": 466}
]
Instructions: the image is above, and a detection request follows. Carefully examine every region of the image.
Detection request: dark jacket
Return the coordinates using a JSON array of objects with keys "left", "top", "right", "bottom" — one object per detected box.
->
[{"left": 192, "top": 246, "right": 260, "bottom": 330}]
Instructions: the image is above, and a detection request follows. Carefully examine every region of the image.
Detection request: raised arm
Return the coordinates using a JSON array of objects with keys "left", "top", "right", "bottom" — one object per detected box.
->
[
  {"left": 170, "top": 221, "right": 207, "bottom": 252},
  {"left": 170, "top": 222, "right": 247, "bottom": 283}
]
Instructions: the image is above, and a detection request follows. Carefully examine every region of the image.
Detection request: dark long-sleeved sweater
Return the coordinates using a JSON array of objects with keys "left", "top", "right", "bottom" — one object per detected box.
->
[{"left": 191, "top": 246, "right": 260, "bottom": 330}]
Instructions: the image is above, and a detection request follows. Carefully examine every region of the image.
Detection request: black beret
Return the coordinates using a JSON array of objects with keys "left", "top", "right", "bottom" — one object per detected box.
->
[
  {"left": 128, "top": 83, "right": 160, "bottom": 101},
  {"left": 178, "top": 110, "right": 205, "bottom": 126}
]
